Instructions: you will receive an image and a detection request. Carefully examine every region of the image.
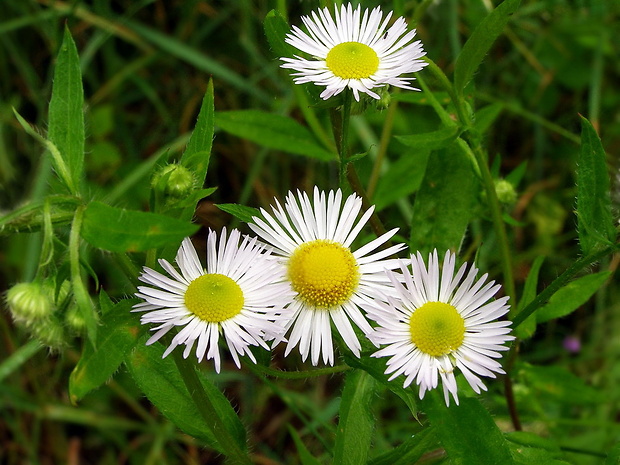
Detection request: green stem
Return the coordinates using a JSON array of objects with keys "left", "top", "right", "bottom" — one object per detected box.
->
[
  {"left": 512, "top": 245, "right": 617, "bottom": 328},
  {"left": 422, "top": 57, "right": 469, "bottom": 126},
  {"left": 336, "top": 90, "right": 353, "bottom": 186},
  {"left": 470, "top": 143, "right": 516, "bottom": 307},
  {"left": 171, "top": 351, "right": 252, "bottom": 465},
  {"left": 367, "top": 98, "right": 398, "bottom": 198},
  {"left": 248, "top": 363, "right": 350, "bottom": 379}
]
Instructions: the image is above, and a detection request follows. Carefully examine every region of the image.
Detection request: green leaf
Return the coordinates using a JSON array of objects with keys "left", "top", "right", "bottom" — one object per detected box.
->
[
  {"left": 514, "top": 255, "right": 545, "bottom": 339},
  {"left": 48, "top": 25, "right": 85, "bottom": 194},
  {"left": 374, "top": 149, "right": 431, "bottom": 211},
  {"left": 344, "top": 352, "right": 418, "bottom": 416},
  {"left": 126, "top": 340, "right": 247, "bottom": 453},
  {"left": 368, "top": 427, "right": 439, "bottom": 465},
  {"left": 181, "top": 79, "right": 214, "bottom": 185},
  {"left": 216, "top": 203, "right": 261, "bottom": 224},
  {"left": 0, "top": 340, "right": 42, "bottom": 384},
  {"left": 454, "top": 0, "right": 521, "bottom": 95},
  {"left": 286, "top": 426, "right": 322, "bottom": 465},
  {"left": 333, "top": 369, "right": 376, "bottom": 465},
  {"left": 518, "top": 363, "right": 602, "bottom": 405},
  {"left": 577, "top": 116, "right": 615, "bottom": 254},
  {"left": 409, "top": 144, "right": 479, "bottom": 256},
  {"left": 395, "top": 125, "right": 461, "bottom": 152},
  {"left": 507, "top": 431, "right": 568, "bottom": 465},
  {"left": 605, "top": 442, "right": 620, "bottom": 465},
  {"left": 421, "top": 392, "right": 515, "bottom": 465},
  {"left": 215, "top": 110, "right": 336, "bottom": 161},
  {"left": 536, "top": 271, "right": 611, "bottom": 323},
  {"left": 264, "top": 10, "right": 293, "bottom": 59},
  {"left": 81, "top": 201, "right": 199, "bottom": 253},
  {"left": 69, "top": 298, "right": 144, "bottom": 403},
  {"left": 474, "top": 103, "right": 504, "bottom": 134}
]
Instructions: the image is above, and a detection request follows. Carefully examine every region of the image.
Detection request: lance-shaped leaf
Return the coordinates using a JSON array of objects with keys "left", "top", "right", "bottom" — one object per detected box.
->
[
  {"left": 181, "top": 79, "right": 214, "bottom": 185},
  {"left": 454, "top": 0, "right": 521, "bottom": 95},
  {"left": 577, "top": 116, "right": 615, "bottom": 254},
  {"left": 48, "top": 26, "right": 85, "bottom": 195},
  {"left": 264, "top": 9, "right": 293, "bottom": 59},
  {"left": 81, "top": 201, "right": 199, "bottom": 253}
]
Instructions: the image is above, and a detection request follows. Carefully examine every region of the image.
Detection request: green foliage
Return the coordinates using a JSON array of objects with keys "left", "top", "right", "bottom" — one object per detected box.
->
[
  {"left": 216, "top": 110, "right": 337, "bottom": 161},
  {"left": 333, "top": 369, "right": 376, "bottom": 465},
  {"left": 81, "top": 202, "right": 199, "bottom": 253}
]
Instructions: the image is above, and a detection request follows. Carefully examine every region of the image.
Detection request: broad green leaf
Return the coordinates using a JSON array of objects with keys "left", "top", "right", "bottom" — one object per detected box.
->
[
  {"left": 126, "top": 340, "right": 247, "bottom": 453},
  {"left": 286, "top": 426, "right": 322, "bottom": 465},
  {"left": 215, "top": 110, "right": 336, "bottom": 161},
  {"left": 395, "top": 125, "right": 461, "bottom": 152},
  {"left": 421, "top": 392, "right": 515, "bottom": 465},
  {"left": 536, "top": 271, "right": 611, "bottom": 323},
  {"left": 374, "top": 149, "right": 431, "bottom": 211},
  {"left": 368, "top": 427, "right": 439, "bottom": 465},
  {"left": 333, "top": 369, "right": 376, "bottom": 465},
  {"left": 577, "top": 116, "right": 615, "bottom": 254},
  {"left": 454, "top": 0, "right": 521, "bottom": 95},
  {"left": 506, "top": 431, "right": 563, "bottom": 465},
  {"left": 217, "top": 203, "right": 261, "bottom": 224},
  {"left": 69, "top": 298, "right": 143, "bottom": 403},
  {"left": 48, "top": 26, "right": 84, "bottom": 195},
  {"left": 409, "top": 144, "right": 479, "bottom": 256},
  {"left": 181, "top": 79, "right": 214, "bottom": 185},
  {"left": 81, "top": 201, "right": 199, "bottom": 253},
  {"left": 513, "top": 255, "right": 544, "bottom": 339},
  {"left": 264, "top": 10, "right": 293, "bottom": 59},
  {"left": 474, "top": 103, "right": 504, "bottom": 134},
  {"left": 344, "top": 352, "right": 418, "bottom": 416},
  {"left": 518, "top": 363, "right": 602, "bottom": 405}
]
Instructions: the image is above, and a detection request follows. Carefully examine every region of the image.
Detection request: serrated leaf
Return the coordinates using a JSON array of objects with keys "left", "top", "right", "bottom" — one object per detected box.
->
[
  {"left": 395, "top": 125, "right": 461, "bottom": 152},
  {"left": 577, "top": 116, "right": 615, "bottom": 254},
  {"left": 514, "top": 255, "right": 544, "bottom": 339},
  {"left": 287, "top": 426, "right": 322, "bottom": 465},
  {"left": 181, "top": 79, "right": 214, "bottom": 185},
  {"left": 81, "top": 201, "right": 199, "bottom": 253},
  {"left": 48, "top": 26, "right": 84, "bottom": 194},
  {"left": 69, "top": 299, "right": 144, "bottom": 403},
  {"left": 421, "top": 392, "right": 515, "bottom": 465},
  {"left": 216, "top": 203, "right": 261, "bottom": 223},
  {"left": 126, "top": 340, "right": 247, "bottom": 453},
  {"left": 536, "top": 271, "right": 611, "bottom": 323},
  {"left": 454, "top": 0, "right": 521, "bottom": 95},
  {"left": 368, "top": 427, "right": 439, "bottom": 465},
  {"left": 333, "top": 369, "right": 376, "bottom": 465},
  {"left": 409, "top": 144, "right": 479, "bottom": 255},
  {"left": 374, "top": 149, "right": 431, "bottom": 211},
  {"left": 215, "top": 110, "right": 336, "bottom": 161},
  {"left": 264, "top": 10, "right": 293, "bottom": 59}
]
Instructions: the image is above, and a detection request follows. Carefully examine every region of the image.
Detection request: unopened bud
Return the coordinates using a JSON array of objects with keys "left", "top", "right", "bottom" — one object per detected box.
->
[
  {"left": 6, "top": 282, "right": 53, "bottom": 325},
  {"left": 151, "top": 164, "right": 196, "bottom": 199},
  {"left": 495, "top": 179, "right": 518, "bottom": 206}
]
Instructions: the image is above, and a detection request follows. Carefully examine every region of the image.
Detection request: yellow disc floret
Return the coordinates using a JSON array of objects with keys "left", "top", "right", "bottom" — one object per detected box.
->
[
  {"left": 409, "top": 302, "right": 465, "bottom": 357},
  {"left": 184, "top": 273, "right": 244, "bottom": 323},
  {"left": 288, "top": 240, "right": 360, "bottom": 309},
  {"left": 326, "top": 42, "right": 379, "bottom": 79}
]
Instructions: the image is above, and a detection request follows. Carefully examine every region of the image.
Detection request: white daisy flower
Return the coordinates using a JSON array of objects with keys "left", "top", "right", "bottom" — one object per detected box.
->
[
  {"left": 248, "top": 187, "right": 406, "bottom": 366},
  {"left": 133, "top": 228, "right": 291, "bottom": 373},
  {"left": 281, "top": 3, "right": 427, "bottom": 101},
  {"left": 363, "top": 250, "right": 514, "bottom": 406}
]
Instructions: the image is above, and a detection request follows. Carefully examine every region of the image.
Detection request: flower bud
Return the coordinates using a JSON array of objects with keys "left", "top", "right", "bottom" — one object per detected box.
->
[
  {"left": 65, "top": 305, "right": 86, "bottom": 334},
  {"left": 494, "top": 179, "right": 518, "bottom": 206},
  {"left": 6, "top": 282, "right": 53, "bottom": 325},
  {"left": 151, "top": 164, "right": 196, "bottom": 199},
  {"left": 32, "top": 316, "right": 66, "bottom": 350}
]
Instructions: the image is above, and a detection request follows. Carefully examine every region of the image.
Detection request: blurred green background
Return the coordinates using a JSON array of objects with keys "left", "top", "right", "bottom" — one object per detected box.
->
[{"left": 1, "top": 1, "right": 619, "bottom": 464}]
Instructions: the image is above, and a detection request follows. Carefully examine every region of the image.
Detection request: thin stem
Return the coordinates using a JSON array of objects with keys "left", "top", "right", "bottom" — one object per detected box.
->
[
  {"left": 249, "top": 363, "right": 350, "bottom": 379},
  {"left": 171, "top": 351, "right": 252, "bottom": 465},
  {"left": 367, "top": 98, "right": 398, "bottom": 198},
  {"left": 338, "top": 90, "right": 353, "bottom": 186},
  {"left": 346, "top": 163, "right": 387, "bottom": 238},
  {"left": 512, "top": 245, "right": 617, "bottom": 328}
]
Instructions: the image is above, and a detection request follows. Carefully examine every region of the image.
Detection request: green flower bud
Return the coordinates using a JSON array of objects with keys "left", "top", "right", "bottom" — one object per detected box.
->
[
  {"left": 375, "top": 86, "right": 392, "bottom": 111},
  {"left": 6, "top": 282, "right": 54, "bottom": 325},
  {"left": 151, "top": 164, "right": 196, "bottom": 199},
  {"left": 32, "top": 316, "right": 66, "bottom": 350},
  {"left": 65, "top": 305, "right": 86, "bottom": 334},
  {"left": 494, "top": 179, "right": 518, "bottom": 206}
]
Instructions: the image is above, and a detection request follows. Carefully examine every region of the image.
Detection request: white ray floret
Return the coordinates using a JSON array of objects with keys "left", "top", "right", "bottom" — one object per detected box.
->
[
  {"left": 133, "top": 228, "right": 292, "bottom": 373},
  {"left": 249, "top": 187, "right": 406, "bottom": 366},
  {"left": 281, "top": 3, "right": 427, "bottom": 101},
  {"left": 363, "top": 250, "right": 514, "bottom": 406}
]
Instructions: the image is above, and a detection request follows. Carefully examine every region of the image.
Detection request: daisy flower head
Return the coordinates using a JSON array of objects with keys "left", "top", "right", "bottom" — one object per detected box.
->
[
  {"left": 133, "top": 229, "right": 291, "bottom": 373},
  {"left": 281, "top": 3, "right": 427, "bottom": 101},
  {"left": 248, "top": 187, "right": 406, "bottom": 366},
  {"left": 364, "top": 250, "right": 514, "bottom": 406}
]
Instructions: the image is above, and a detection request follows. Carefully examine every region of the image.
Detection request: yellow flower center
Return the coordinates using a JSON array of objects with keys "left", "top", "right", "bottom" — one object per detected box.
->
[
  {"left": 288, "top": 240, "right": 360, "bottom": 309},
  {"left": 325, "top": 42, "right": 379, "bottom": 79},
  {"left": 409, "top": 302, "right": 465, "bottom": 357},
  {"left": 184, "top": 274, "right": 244, "bottom": 323}
]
